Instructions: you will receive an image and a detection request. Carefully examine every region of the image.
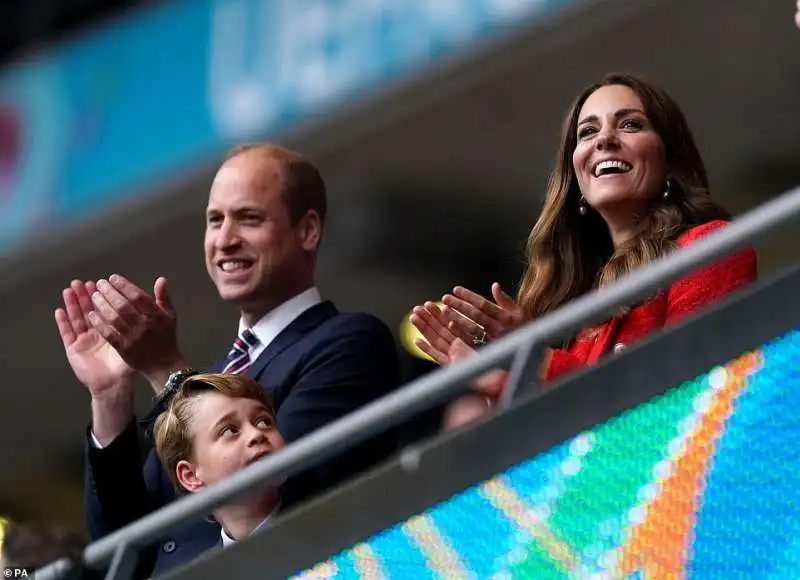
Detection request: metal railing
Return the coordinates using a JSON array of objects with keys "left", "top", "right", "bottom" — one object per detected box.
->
[{"left": 38, "top": 184, "right": 800, "bottom": 580}]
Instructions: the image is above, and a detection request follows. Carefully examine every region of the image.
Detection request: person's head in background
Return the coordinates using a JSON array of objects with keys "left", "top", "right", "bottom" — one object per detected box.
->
[
  {"left": 517, "top": 72, "right": 730, "bottom": 319},
  {"left": 154, "top": 373, "right": 285, "bottom": 541},
  {"left": 205, "top": 144, "right": 327, "bottom": 327},
  {"left": 0, "top": 520, "right": 84, "bottom": 569},
  {"left": 795, "top": 0, "right": 799, "bottom": 28}
]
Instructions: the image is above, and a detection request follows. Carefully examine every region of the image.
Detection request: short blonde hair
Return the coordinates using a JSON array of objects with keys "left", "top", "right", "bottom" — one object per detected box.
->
[{"left": 153, "top": 373, "right": 276, "bottom": 494}]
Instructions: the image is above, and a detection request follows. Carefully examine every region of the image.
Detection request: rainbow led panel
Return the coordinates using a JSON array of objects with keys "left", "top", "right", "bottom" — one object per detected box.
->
[{"left": 296, "top": 327, "right": 800, "bottom": 579}]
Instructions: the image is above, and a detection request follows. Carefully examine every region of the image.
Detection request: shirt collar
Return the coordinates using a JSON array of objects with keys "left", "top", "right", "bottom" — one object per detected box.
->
[
  {"left": 220, "top": 513, "right": 274, "bottom": 547},
  {"left": 239, "top": 287, "right": 322, "bottom": 351}
]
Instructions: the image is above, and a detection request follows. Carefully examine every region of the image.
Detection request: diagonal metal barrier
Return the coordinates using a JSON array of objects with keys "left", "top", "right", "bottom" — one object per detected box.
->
[
  {"left": 37, "top": 184, "right": 800, "bottom": 580},
  {"left": 166, "top": 258, "right": 800, "bottom": 580}
]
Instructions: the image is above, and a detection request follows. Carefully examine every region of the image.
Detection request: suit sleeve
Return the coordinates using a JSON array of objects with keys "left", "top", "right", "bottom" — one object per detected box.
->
[
  {"left": 274, "top": 314, "right": 400, "bottom": 506},
  {"left": 85, "top": 420, "right": 169, "bottom": 575}
]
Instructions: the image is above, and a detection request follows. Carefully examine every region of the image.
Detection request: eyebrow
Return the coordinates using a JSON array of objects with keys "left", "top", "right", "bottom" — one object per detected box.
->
[
  {"left": 210, "top": 411, "right": 237, "bottom": 432},
  {"left": 577, "top": 108, "right": 647, "bottom": 126},
  {"left": 205, "top": 205, "right": 264, "bottom": 216}
]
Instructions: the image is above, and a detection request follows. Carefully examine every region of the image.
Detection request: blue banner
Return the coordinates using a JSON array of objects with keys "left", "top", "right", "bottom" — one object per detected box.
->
[{"left": 0, "top": 0, "right": 565, "bottom": 250}]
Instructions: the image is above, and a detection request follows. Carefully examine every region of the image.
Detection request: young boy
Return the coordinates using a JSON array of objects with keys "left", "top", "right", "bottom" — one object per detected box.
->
[{"left": 154, "top": 373, "right": 285, "bottom": 545}]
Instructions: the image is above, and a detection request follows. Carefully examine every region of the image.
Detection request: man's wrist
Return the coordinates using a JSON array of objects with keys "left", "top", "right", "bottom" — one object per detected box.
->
[
  {"left": 90, "top": 383, "right": 134, "bottom": 408},
  {"left": 144, "top": 356, "right": 189, "bottom": 394},
  {"left": 89, "top": 430, "right": 105, "bottom": 449},
  {"left": 90, "top": 390, "right": 134, "bottom": 446}
]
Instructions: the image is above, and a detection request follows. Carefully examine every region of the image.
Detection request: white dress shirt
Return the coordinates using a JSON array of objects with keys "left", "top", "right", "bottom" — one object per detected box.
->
[
  {"left": 90, "top": 287, "right": 322, "bottom": 449},
  {"left": 243, "top": 286, "right": 322, "bottom": 358},
  {"left": 220, "top": 512, "right": 273, "bottom": 547}
]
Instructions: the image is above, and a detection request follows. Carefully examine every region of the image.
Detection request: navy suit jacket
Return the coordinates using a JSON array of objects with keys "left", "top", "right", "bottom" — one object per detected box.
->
[{"left": 84, "top": 302, "right": 402, "bottom": 577}]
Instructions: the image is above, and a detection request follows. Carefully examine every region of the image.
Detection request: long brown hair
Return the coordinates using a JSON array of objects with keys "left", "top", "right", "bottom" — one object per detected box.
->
[{"left": 517, "top": 72, "right": 729, "bottom": 320}]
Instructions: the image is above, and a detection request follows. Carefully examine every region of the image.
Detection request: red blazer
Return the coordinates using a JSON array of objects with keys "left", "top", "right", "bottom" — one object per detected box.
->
[{"left": 543, "top": 220, "right": 758, "bottom": 382}]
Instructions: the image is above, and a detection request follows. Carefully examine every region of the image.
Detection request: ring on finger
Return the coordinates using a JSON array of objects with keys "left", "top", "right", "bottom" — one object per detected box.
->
[{"left": 472, "top": 328, "right": 488, "bottom": 348}]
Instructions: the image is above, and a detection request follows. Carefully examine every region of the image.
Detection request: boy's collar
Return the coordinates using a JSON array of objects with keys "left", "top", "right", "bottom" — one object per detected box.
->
[{"left": 219, "top": 501, "right": 280, "bottom": 546}]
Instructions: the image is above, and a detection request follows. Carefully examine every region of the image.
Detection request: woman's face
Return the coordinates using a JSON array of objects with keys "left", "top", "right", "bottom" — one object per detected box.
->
[{"left": 572, "top": 85, "right": 668, "bottom": 224}]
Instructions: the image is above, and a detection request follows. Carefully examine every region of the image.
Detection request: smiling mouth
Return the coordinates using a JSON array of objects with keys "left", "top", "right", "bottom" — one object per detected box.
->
[
  {"left": 218, "top": 260, "right": 253, "bottom": 273},
  {"left": 593, "top": 160, "right": 632, "bottom": 177}
]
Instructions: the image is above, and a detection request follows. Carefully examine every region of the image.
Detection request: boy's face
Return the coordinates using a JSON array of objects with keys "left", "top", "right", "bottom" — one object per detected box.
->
[{"left": 176, "top": 391, "right": 285, "bottom": 493}]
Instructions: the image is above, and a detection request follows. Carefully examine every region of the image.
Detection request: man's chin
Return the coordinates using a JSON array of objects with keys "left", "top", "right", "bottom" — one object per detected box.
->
[{"left": 216, "top": 285, "right": 253, "bottom": 304}]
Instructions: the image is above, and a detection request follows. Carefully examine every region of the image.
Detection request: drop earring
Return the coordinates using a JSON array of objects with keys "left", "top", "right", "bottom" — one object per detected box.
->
[
  {"left": 579, "top": 196, "right": 588, "bottom": 216},
  {"left": 663, "top": 178, "right": 673, "bottom": 200}
]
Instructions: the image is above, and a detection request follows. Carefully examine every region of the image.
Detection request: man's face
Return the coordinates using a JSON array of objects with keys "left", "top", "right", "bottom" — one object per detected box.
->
[
  {"left": 177, "top": 391, "right": 284, "bottom": 492},
  {"left": 204, "top": 152, "right": 305, "bottom": 308}
]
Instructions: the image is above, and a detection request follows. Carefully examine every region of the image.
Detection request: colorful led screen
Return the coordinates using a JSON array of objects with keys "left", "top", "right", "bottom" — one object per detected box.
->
[{"left": 297, "top": 328, "right": 800, "bottom": 579}]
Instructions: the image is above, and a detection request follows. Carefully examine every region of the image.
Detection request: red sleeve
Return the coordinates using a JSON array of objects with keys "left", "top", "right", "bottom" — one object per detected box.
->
[
  {"left": 666, "top": 220, "right": 758, "bottom": 324},
  {"left": 542, "top": 349, "right": 584, "bottom": 383},
  {"left": 542, "top": 220, "right": 757, "bottom": 383}
]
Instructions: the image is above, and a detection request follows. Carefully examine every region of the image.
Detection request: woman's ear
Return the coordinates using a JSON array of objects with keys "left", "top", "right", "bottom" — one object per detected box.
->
[{"left": 176, "top": 460, "right": 205, "bottom": 494}]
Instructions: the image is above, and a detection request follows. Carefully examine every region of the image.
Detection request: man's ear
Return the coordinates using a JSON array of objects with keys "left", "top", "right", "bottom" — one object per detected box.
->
[
  {"left": 296, "top": 210, "right": 322, "bottom": 253},
  {"left": 176, "top": 460, "right": 205, "bottom": 494}
]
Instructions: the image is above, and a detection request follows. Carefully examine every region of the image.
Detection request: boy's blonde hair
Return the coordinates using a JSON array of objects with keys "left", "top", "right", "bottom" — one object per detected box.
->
[{"left": 153, "top": 373, "right": 276, "bottom": 494}]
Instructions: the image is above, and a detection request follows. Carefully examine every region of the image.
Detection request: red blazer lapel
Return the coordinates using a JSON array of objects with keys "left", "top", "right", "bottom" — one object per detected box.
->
[{"left": 588, "top": 318, "right": 621, "bottom": 363}]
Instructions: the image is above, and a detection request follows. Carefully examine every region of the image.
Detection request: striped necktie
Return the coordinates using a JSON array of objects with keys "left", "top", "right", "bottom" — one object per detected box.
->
[{"left": 222, "top": 329, "right": 260, "bottom": 374}]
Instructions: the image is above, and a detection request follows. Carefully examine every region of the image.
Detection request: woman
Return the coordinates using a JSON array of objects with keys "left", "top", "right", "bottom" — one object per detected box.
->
[{"left": 411, "top": 73, "right": 757, "bottom": 428}]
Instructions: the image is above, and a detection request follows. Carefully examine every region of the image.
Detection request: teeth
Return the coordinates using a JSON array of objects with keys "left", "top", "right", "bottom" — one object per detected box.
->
[
  {"left": 220, "top": 261, "right": 249, "bottom": 272},
  {"left": 594, "top": 160, "right": 632, "bottom": 177}
]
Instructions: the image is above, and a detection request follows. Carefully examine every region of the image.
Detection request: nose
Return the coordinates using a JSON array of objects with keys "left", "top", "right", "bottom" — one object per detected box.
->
[
  {"left": 595, "top": 126, "right": 620, "bottom": 151},
  {"left": 246, "top": 425, "right": 268, "bottom": 448},
  {"left": 215, "top": 217, "right": 242, "bottom": 251}
]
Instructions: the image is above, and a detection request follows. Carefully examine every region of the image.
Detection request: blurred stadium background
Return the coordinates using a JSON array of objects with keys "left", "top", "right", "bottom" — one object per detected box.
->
[{"left": 0, "top": 0, "right": 799, "bottom": 546}]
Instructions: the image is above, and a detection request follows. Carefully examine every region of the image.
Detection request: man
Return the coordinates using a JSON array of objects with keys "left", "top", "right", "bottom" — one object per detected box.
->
[{"left": 55, "top": 144, "right": 400, "bottom": 576}]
